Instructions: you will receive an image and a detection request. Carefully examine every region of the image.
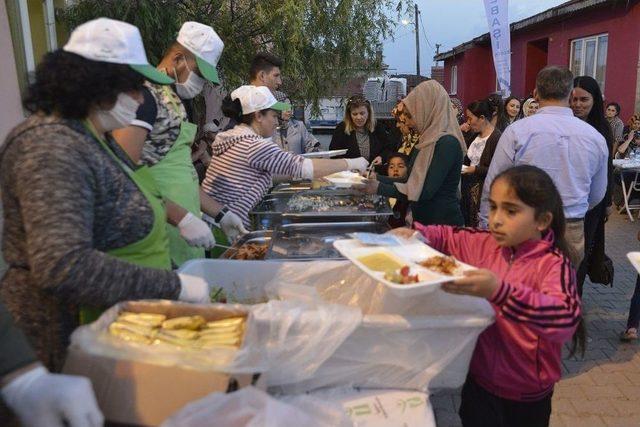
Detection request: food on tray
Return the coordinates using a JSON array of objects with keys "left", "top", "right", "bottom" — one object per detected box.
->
[
  {"left": 117, "top": 312, "right": 166, "bottom": 327},
  {"left": 161, "top": 315, "right": 206, "bottom": 330},
  {"left": 357, "top": 252, "right": 404, "bottom": 272},
  {"left": 384, "top": 265, "right": 420, "bottom": 284},
  {"left": 232, "top": 242, "right": 268, "bottom": 260},
  {"left": 286, "top": 194, "right": 382, "bottom": 213},
  {"left": 109, "top": 321, "right": 157, "bottom": 344},
  {"left": 108, "top": 312, "right": 246, "bottom": 349},
  {"left": 419, "top": 255, "right": 460, "bottom": 276},
  {"left": 311, "top": 180, "right": 332, "bottom": 189}
]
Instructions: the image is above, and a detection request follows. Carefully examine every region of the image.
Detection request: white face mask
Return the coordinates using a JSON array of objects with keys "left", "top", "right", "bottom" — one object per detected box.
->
[
  {"left": 95, "top": 93, "right": 139, "bottom": 132},
  {"left": 174, "top": 58, "right": 206, "bottom": 99}
]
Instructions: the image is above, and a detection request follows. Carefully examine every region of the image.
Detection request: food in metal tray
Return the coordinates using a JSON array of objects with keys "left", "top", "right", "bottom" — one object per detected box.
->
[
  {"left": 108, "top": 313, "right": 246, "bottom": 349},
  {"left": 384, "top": 266, "right": 420, "bottom": 284},
  {"left": 286, "top": 194, "right": 383, "bottom": 213},
  {"left": 357, "top": 252, "right": 404, "bottom": 272},
  {"left": 419, "top": 256, "right": 460, "bottom": 276},
  {"left": 231, "top": 242, "right": 268, "bottom": 260}
]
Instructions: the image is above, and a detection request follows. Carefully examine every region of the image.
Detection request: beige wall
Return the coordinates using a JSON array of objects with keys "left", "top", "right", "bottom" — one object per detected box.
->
[{"left": 0, "top": 1, "right": 25, "bottom": 141}]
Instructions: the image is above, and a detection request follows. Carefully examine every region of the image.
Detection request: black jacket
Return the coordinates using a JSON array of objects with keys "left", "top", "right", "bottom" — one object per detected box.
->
[
  {"left": 329, "top": 122, "right": 395, "bottom": 162},
  {"left": 1, "top": 301, "right": 37, "bottom": 378}
]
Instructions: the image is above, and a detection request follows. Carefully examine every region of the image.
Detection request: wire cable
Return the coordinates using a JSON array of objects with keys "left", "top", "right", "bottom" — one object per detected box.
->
[{"left": 419, "top": 13, "right": 435, "bottom": 50}]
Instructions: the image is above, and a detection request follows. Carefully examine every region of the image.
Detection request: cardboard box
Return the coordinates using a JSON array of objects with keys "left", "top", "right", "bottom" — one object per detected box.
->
[{"left": 63, "top": 301, "right": 262, "bottom": 426}]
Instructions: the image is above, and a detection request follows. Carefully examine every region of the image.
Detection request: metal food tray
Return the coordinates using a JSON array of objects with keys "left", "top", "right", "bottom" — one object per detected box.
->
[
  {"left": 249, "top": 193, "right": 294, "bottom": 230},
  {"left": 283, "top": 194, "right": 393, "bottom": 219},
  {"left": 221, "top": 230, "right": 273, "bottom": 260},
  {"left": 250, "top": 190, "right": 369, "bottom": 229},
  {"left": 270, "top": 181, "right": 313, "bottom": 194},
  {"left": 266, "top": 222, "right": 390, "bottom": 261}
]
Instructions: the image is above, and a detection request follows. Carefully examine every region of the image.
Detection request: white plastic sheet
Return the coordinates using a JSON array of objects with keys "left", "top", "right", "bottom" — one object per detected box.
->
[
  {"left": 70, "top": 298, "right": 361, "bottom": 384},
  {"left": 161, "top": 386, "right": 351, "bottom": 427},
  {"left": 177, "top": 259, "right": 494, "bottom": 392},
  {"left": 265, "top": 262, "right": 494, "bottom": 393}
]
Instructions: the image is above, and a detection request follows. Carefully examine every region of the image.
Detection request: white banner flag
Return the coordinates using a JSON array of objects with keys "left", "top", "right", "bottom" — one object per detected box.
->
[{"left": 483, "top": 0, "right": 511, "bottom": 96}]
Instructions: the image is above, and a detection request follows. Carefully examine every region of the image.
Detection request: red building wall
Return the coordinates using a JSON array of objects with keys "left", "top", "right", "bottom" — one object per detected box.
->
[
  {"left": 443, "top": 44, "right": 496, "bottom": 109},
  {"left": 443, "top": 2, "right": 640, "bottom": 120}
]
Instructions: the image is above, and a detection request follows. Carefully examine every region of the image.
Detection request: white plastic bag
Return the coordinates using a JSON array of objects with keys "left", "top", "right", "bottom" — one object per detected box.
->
[
  {"left": 232, "top": 299, "right": 362, "bottom": 386},
  {"left": 264, "top": 262, "right": 494, "bottom": 393},
  {"left": 175, "top": 259, "right": 494, "bottom": 392},
  {"left": 161, "top": 386, "right": 352, "bottom": 427},
  {"left": 70, "top": 298, "right": 362, "bottom": 384}
]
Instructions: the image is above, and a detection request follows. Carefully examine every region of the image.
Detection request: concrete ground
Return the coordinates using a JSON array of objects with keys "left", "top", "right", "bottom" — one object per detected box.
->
[{"left": 432, "top": 211, "right": 640, "bottom": 427}]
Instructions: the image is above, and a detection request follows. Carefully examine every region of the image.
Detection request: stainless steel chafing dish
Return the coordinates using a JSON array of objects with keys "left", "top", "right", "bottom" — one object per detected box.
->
[
  {"left": 266, "top": 222, "right": 390, "bottom": 261},
  {"left": 269, "top": 181, "right": 313, "bottom": 194},
  {"left": 282, "top": 193, "right": 393, "bottom": 220},
  {"left": 250, "top": 189, "right": 384, "bottom": 230},
  {"left": 249, "top": 193, "right": 294, "bottom": 230}
]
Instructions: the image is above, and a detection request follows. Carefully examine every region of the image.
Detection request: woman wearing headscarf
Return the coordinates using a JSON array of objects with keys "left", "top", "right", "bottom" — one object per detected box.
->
[
  {"left": 571, "top": 75, "right": 614, "bottom": 295},
  {"left": 522, "top": 97, "right": 539, "bottom": 117},
  {"left": 361, "top": 80, "right": 466, "bottom": 226}
]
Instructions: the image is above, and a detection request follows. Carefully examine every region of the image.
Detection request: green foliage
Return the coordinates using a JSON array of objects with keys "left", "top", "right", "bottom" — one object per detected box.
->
[{"left": 58, "top": 0, "right": 412, "bottom": 108}]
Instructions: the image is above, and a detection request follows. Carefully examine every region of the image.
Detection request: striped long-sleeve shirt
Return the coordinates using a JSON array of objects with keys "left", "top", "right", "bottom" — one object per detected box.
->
[
  {"left": 415, "top": 223, "right": 581, "bottom": 402},
  {"left": 201, "top": 124, "right": 305, "bottom": 225}
]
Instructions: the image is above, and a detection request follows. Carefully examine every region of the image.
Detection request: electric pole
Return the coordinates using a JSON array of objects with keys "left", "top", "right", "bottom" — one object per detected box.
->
[{"left": 414, "top": 4, "right": 420, "bottom": 76}]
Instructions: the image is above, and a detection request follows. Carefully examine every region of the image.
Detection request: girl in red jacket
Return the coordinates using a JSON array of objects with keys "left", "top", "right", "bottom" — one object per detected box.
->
[{"left": 399, "top": 165, "right": 583, "bottom": 427}]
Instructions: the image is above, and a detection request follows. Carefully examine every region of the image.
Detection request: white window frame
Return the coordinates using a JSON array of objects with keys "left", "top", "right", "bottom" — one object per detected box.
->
[
  {"left": 450, "top": 65, "right": 458, "bottom": 95},
  {"left": 569, "top": 33, "right": 608, "bottom": 92}
]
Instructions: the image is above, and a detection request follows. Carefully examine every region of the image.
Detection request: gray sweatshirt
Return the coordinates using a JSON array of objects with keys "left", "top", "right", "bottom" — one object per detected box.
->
[{"left": 0, "top": 115, "right": 180, "bottom": 370}]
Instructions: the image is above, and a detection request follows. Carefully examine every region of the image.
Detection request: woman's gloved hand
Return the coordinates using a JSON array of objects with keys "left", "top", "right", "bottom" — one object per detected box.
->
[
  {"left": 1, "top": 365, "right": 104, "bottom": 427},
  {"left": 177, "top": 273, "right": 210, "bottom": 303},
  {"left": 178, "top": 212, "right": 215, "bottom": 248},
  {"left": 219, "top": 211, "right": 248, "bottom": 242}
]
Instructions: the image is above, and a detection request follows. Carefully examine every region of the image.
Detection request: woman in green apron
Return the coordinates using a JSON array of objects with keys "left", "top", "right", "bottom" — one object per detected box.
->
[
  {"left": 0, "top": 18, "right": 210, "bottom": 372},
  {"left": 113, "top": 21, "right": 247, "bottom": 266}
]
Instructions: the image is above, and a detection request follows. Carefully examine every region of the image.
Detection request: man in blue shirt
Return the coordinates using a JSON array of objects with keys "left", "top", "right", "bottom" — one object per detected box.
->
[{"left": 479, "top": 66, "right": 608, "bottom": 265}]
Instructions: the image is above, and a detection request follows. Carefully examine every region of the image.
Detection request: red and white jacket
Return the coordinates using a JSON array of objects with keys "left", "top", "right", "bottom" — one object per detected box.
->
[{"left": 415, "top": 223, "right": 581, "bottom": 402}]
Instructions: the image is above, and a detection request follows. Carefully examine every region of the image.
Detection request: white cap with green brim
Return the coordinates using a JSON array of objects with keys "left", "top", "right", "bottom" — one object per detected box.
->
[
  {"left": 177, "top": 21, "right": 224, "bottom": 84},
  {"left": 63, "top": 17, "right": 174, "bottom": 85},
  {"left": 231, "top": 85, "right": 291, "bottom": 114}
]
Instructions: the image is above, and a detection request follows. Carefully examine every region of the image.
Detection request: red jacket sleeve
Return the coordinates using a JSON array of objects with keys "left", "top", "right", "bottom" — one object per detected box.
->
[{"left": 489, "top": 254, "right": 581, "bottom": 343}]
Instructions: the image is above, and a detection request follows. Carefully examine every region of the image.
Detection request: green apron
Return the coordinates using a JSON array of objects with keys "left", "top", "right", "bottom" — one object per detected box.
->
[
  {"left": 148, "top": 86, "right": 205, "bottom": 267},
  {"left": 79, "top": 121, "right": 172, "bottom": 324}
]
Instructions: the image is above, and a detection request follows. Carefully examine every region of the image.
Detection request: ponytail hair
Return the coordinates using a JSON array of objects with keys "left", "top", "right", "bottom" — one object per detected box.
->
[
  {"left": 221, "top": 95, "right": 275, "bottom": 126},
  {"left": 466, "top": 99, "right": 494, "bottom": 122},
  {"left": 491, "top": 165, "right": 586, "bottom": 357}
]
